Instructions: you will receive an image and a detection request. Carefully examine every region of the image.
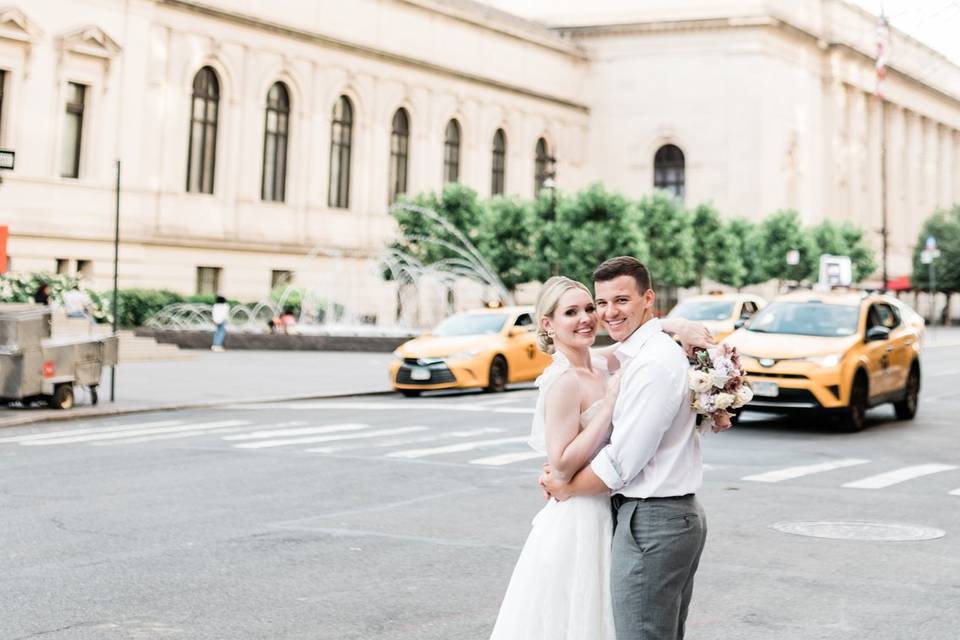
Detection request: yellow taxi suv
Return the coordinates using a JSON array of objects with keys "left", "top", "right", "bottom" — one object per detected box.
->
[
  {"left": 723, "top": 291, "right": 923, "bottom": 431},
  {"left": 390, "top": 306, "right": 552, "bottom": 397},
  {"left": 667, "top": 292, "right": 766, "bottom": 341}
]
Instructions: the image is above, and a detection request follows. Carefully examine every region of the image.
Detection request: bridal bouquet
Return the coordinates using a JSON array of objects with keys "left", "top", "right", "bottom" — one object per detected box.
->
[{"left": 687, "top": 344, "right": 753, "bottom": 432}]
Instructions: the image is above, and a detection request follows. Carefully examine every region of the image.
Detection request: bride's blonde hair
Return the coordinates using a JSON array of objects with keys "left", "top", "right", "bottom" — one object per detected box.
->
[{"left": 535, "top": 276, "right": 592, "bottom": 354}]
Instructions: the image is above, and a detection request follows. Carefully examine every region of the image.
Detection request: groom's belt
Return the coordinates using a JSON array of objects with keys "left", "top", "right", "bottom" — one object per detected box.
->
[{"left": 611, "top": 493, "right": 694, "bottom": 508}]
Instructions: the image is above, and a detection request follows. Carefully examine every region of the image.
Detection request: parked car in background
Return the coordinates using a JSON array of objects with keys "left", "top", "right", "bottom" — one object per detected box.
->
[
  {"left": 390, "top": 306, "right": 551, "bottom": 397},
  {"left": 667, "top": 292, "right": 766, "bottom": 340},
  {"left": 723, "top": 290, "right": 923, "bottom": 431}
]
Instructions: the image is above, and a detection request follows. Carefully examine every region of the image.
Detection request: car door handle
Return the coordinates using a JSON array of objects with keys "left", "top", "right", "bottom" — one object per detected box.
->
[
  {"left": 884, "top": 346, "right": 894, "bottom": 352},
  {"left": 904, "top": 339, "right": 915, "bottom": 346}
]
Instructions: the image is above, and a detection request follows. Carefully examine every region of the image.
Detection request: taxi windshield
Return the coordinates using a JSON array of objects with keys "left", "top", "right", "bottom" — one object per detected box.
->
[
  {"left": 747, "top": 302, "right": 860, "bottom": 337},
  {"left": 433, "top": 313, "right": 508, "bottom": 336},
  {"left": 669, "top": 301, "right": 735, "bottom": 321}
]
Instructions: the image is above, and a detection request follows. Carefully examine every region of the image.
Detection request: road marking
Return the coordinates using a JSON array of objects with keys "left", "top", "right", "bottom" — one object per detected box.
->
[
  {"left": 93, "top": 426, "right": 254, "bottom": 445},
  {"left": 950, "top": 488, "right": 960, "bottom": 496},
  {"left": 224, "top": 401, "right": 533, "bottom": 415},
  {"left": 0, "top": 420, "right": 184, "bottom": 443},
  {"left": 223, "top": 423, "right": 363, "bottom": 441},
  {"left": 842, "top": 464, "right": 958, "bottom": 489},
  {"left": 309, "top": 427, "right": 505, "bottom": 454},
  {"left": 470, "top": 451, "right": 545, "bottom": 466},
  {"left": 238, "top": 426, "right": 428, "bottom": 450},
  {"left": 742, "top": 459, "right": 870, "bottom": 483},
  {"left": 20, "top": 420, "right": 250, "bottom": 445},
  {"left": 385, "top": 436, "right": 530, "bottom": 459}
]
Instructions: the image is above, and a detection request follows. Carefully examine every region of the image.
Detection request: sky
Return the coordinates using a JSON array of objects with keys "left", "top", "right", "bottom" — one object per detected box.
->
[{"left": 476, "top": 0, "right": 960, "bottom": 64}]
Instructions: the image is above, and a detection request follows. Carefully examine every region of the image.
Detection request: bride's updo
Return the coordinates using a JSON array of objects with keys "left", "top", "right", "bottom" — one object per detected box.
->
[{"left": 534, "top": 276, "right": 592, "bottom": 354}]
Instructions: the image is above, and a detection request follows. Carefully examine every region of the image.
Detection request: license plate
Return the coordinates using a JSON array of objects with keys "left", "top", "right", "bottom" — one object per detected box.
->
[
  {"left": 752, "top": 381, "right": 779, "bottom": 398},
  {"left": 410, "top": 367, "right": 431, "bottom": 381}
]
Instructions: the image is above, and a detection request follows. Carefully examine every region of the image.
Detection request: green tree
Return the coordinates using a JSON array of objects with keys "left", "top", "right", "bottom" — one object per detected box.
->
[
  {"left": 723, "top": 218, "right": 767, "bottom": 289},
  {"left": 808, "top": 221, "right": 878, "bottom": 283},
  {"left": 475, "top": 196, "right": 538, "bottom": 291},
  {"left": 757, "top": 209, "right": 817, "bottom": 284},
  {"left": 911, "top": 206, "right": 960, "bottom": 293},
  {"left": 636, "top": 192, "right": 695, "bottom": 290},
  {"left": 691, "top": 203, "right": 747, "bottom": 291},
  {"left": 539, "top": 183, "right": 646, "bottom": 288}
]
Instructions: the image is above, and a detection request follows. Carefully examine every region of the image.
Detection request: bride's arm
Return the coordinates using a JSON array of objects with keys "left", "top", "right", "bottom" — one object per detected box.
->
[{"left": 543, "top": 371, "right": 619, "bottom": 483}]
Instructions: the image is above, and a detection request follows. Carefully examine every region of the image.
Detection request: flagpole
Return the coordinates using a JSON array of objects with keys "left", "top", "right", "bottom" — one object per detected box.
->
[{"left": 876, "top": 7, "right": 889, "bottom": 290}]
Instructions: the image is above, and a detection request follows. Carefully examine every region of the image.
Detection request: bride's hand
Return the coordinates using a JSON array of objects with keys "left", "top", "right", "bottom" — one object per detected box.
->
[
  {"left": 675, "top": 319, "right": 715, "bottom": 355},
  {"left": 605, "top": 369, "right": 624, "bottom": 405}
]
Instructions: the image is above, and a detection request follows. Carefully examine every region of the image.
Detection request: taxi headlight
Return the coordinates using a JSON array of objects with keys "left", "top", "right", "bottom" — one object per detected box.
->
[
  {"left": 447, "top": 350, "right": 480, "bottom": 361},
  {"left": 804, "top": 353, "right": 842, "bottom": 368}
]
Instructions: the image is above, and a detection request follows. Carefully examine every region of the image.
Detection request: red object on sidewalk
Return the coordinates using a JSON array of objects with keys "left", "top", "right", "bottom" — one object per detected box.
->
[
  {"left": 886, "top": 275, "right": 911, "bottom": 291},
  {"left": 0, "top": 225, "right": 7, "bottom": 273}
]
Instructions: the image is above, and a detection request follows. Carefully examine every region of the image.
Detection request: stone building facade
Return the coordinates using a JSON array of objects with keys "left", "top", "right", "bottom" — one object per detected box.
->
[{"left": 1, "top": 0, "right": 959, "bottom": 322}]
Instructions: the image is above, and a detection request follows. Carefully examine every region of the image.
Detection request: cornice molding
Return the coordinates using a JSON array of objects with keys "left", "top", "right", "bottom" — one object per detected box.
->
[
  {"left": 59, "top": 25, "right": 122, "bottom": 59},
  {"left": 0, "top": 6, "right": 42, "bottom": 44}
]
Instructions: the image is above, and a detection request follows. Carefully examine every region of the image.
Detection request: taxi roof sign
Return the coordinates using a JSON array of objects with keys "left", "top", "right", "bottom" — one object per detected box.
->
[{"left": 0, "top": 149, "right": 14, "bottom": 171}]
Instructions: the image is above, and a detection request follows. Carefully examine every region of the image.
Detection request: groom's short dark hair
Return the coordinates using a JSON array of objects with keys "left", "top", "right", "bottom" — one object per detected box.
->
[{"left": 593, "top": 256, "right": 653, "bottom": 293}]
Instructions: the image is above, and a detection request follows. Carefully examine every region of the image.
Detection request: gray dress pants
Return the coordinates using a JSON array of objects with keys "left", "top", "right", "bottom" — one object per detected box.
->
[{"left": 610, "top": 494, "right": 707, "bottom": 640}]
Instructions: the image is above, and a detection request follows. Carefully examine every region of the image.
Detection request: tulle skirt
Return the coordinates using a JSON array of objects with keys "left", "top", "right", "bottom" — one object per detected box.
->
[{"left": 489, "top": 494, "right": 616, "bottom": 640}]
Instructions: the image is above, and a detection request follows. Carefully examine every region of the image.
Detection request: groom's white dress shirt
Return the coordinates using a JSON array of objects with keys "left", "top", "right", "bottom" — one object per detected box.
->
[{"left": 590, "top": 318, "right": 703, "bottom": 498}]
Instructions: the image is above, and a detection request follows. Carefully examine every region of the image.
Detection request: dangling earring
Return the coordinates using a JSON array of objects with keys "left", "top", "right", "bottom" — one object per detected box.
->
[{"left": 547, "top": 330, "right": 555, "bottom": 338}]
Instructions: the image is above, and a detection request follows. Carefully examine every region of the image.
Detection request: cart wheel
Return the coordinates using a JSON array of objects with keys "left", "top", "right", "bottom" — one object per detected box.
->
[
  {"left": 52, "top": 384, "right": 75, "bottom": 410},
  {"left": 90, "top": 385, "right": 99, "bottom": 406}
]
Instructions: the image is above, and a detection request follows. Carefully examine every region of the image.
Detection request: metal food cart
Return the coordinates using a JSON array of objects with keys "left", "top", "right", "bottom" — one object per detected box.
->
[{"left": 0, "top": 304, "right": 118, "bottom": 409}]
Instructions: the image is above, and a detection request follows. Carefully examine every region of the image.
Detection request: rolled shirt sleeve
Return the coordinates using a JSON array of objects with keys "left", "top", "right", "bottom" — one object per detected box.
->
[{"left": 590, "top": 355, "right": 687, "bottom": 492}]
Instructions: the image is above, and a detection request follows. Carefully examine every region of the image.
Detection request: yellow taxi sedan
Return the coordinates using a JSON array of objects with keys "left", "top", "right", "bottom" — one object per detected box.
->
[
  {"left": 723, "top": 290, "right": 923, "bottom": 431},
  {"left": 667, "top": 292, "right": 766, "bottom": 340},
  {"left": 390, "top": 306, "right": 552, "bottom": 397}
]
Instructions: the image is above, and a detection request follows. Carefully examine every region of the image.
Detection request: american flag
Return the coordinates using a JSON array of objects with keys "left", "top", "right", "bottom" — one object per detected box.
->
[{"left": 876, "top": 15, "right": 889, "bottom": 97}]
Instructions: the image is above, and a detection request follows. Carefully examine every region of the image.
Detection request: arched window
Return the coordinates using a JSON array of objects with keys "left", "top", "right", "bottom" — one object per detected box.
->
[
  {"left": 654, "top": 144, "right": 685, "bottom": 199},
  {"left": 389, "top": 108, "right": 410, "bottom": 203},
  {"left": 186, "top": 66, "right": 220, "bottom": 194},
  {"left": 262, "top": 82, "right": 290, "bottom": 202},
  {"left": 328, "top": 95, "right": 353, "bottom": 208},
  {"left": 491, "top": 128, "right": 506, "bottom": 196},
  {"left": 443, "top": 119, "right": 460, "bottom": 183},
  {"left": 534, "top": 137, "right": 552, "bottom": 193}
]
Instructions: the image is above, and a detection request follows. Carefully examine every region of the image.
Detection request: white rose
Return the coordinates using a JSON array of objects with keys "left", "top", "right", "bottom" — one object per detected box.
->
[
  {"left": 688, "top": 370, "right": 713, "bottom": 393},
  {"left": 709, "top": 369, "right": 731, "bottom": 389},
  {"left": 735, "top": 385, "right": 754, "bottom": 406},
  {"left": 714, "top": 392, "right": 736, "bottom": 410}
]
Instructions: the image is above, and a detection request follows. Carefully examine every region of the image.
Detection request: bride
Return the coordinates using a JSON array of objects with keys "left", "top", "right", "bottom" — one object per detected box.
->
[{"left": 489, "top": 276, "right": 710, "bottom": 639}]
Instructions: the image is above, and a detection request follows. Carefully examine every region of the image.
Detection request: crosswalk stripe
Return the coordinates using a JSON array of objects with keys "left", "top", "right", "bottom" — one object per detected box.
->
[
  {"left": 950, "top": 488, "right": 960, "bottom": 496},
  {"left": 842, "top": 464, "right": 958, "bottom": 489},
  {"left": 742, "top": 459, "right": 870, "bottom": 483},
  {"left": 385, "top": 436, "right": 530, "bottom": 459},
  {"left": 0, "top": 420, "right": 184, "bottom": 443},
  {"left": 20, "top": 420, "right": 250, "bottom": 445},
  {"left": 223, "top": 423, "right": 360, "bottom": 441},
  {"left": 92, "top": 426, "right": 254, "bottom": 446},
  {"left": 238, "top": 426, "right": 428, "bottom": 450},
  {"left": 225, "top": 401, "right": 534, "bottom": 414},
  {"left": 309, "top": 427, "right": 505, "bottom": 454},
  {"left": 470, "top": 451, "right": 545, "bottom": 466}
]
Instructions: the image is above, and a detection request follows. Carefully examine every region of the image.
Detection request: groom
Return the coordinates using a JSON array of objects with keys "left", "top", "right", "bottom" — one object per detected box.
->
[{"left": 541, "top": 256, "right": 707, "bottom": 640}]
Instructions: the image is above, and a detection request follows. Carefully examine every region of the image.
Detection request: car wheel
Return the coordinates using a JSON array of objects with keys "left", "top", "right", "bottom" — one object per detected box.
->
[
  {"left": 400, "top": 389, "right": 421, "bottom": 398},
  {"left": 893, "top": 364, "right": 920, "bottom": 420},
  {"left": 51, "top": 383, "right": 75, "bottom": 410},
  {"left": 485, "top": 356, "right": 508, "bottom": 393},
  {"left": 841, "top": 372, "right": 868, "bottom": 432}
]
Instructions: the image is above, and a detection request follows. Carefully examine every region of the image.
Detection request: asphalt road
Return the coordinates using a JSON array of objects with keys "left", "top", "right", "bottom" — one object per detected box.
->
[{"left": 3, "top": 346, "right": 960, "bottom": 639}]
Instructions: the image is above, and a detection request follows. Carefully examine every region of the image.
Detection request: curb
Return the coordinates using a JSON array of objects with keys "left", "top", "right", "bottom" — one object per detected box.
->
[{"left": 0, "top": 388, "right": 397, "bottom": 430}]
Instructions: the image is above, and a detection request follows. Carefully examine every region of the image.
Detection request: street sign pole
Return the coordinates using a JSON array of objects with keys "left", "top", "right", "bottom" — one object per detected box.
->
[{"left": 110, "top": 160, "right": 120, "bottom": 402}]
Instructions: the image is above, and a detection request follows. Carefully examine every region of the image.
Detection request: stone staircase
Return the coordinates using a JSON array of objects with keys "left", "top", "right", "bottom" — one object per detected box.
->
[{"left": 51, "top": 314, "right": 192, "bottom": 362}]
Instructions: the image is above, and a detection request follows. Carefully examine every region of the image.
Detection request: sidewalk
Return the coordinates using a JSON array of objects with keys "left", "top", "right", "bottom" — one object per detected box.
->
[
  {"left": 0, "top": 350, "right": 396, "bottom": 428},
  {"left": 924, "top": 325, "right": 960, "bottom": 348}
]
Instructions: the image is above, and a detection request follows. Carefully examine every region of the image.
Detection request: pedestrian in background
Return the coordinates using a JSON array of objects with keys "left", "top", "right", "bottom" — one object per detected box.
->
[
  {"left": 63, "top": 284, "right": 91, "bottom": 318},
  {"left": 211, "top": 295, "right": 229, "bottom": 352},
  {"left": 32, "top": 282, "right": 50, "bottom": 305}
]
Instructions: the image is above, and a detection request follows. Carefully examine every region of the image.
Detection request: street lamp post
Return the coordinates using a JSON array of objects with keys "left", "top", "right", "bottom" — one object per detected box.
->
[{"left": 921, "top": 236, "right": 940, "bottom": 325}]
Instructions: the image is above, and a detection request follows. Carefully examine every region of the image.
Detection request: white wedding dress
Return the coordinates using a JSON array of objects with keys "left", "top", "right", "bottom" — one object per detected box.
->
[{"left": 489, "top": 352, "right": 616, "bottom": 640}]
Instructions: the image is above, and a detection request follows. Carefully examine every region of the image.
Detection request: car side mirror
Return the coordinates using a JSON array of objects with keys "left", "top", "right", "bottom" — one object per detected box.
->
[
  {"left": 734, "top": 318, "right": 747, "bottom": 330},
  {"left": 509, "top": 327, "right": 524, "bottom": 337},
  {"left": 865, "top": 326, "right": 890, "bottom": 342}
]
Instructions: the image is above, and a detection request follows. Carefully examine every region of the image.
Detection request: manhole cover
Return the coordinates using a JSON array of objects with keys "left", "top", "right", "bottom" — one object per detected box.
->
[{"left": 771, "top": 521, "right": 945, "bottom": 542}]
